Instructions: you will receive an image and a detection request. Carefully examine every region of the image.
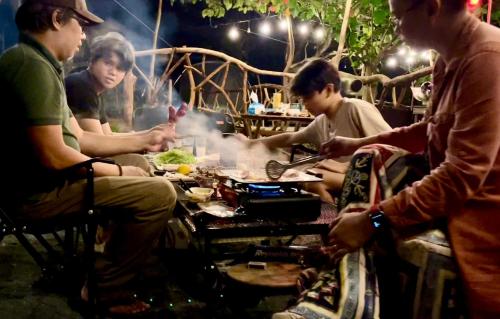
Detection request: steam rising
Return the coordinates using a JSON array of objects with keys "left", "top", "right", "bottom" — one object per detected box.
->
[{"left": 175, "top": 111, "right": 284, "bottom": 169}]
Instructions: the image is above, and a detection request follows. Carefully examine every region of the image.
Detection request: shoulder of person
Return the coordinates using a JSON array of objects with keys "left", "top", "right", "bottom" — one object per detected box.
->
[
  {"left": 342, "top": 98, "right": 376, "bottom": 109},
  {"left": 65, "top": 70, "right": 88, "bottom": 86},
  {"left": 1, "top": 44, "right": 53, "bottom": 74}
]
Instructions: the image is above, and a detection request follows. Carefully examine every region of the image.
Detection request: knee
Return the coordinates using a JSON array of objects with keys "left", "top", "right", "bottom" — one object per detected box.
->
[
  {"left": 142, "top": 178, "right": 177, "bottom": 218},
  {"left": 154, "top": 177, "right": 177, "bottom": 208}
]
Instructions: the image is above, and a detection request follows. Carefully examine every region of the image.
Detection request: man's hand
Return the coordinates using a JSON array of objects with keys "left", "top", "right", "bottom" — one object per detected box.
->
[
  {"left": 320, "top": 136, "right": 365, "bottom": 158},
  {"left": 121, "top": 165, "right": 150, "bottom": 177},
  {"left": 322, "top": 210, "right": 374, "bottom": 263},
  {"left": 143, "top": 128, "right": 176, "bottom": 152}
]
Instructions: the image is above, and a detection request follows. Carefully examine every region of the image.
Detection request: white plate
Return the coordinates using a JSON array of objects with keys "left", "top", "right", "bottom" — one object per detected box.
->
[{"left": 197, "top": 202, "right": 235, "bottom": 218}]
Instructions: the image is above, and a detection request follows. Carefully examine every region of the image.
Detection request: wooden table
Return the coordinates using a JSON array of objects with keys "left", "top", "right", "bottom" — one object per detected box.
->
[{"left": 240, "top": 114, "right": 314, "bottom": 138}]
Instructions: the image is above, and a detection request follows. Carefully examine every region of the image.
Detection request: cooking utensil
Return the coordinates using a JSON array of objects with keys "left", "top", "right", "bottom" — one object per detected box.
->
[
  {"left": 265, "top": 154, "right": 328, "bottom": 180},
  {"left": 179, "top": 179, "right": 192, "bottom": 192}
]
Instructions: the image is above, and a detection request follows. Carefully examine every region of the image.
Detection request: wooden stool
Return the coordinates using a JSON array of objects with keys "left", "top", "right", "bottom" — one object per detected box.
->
[{"left": 226, "top": 262, "right": 302, "bottom": 289}]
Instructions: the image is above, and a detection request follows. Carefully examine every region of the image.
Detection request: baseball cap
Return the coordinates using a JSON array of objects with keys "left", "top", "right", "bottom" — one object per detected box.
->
[{"left": 23, "top": 0, "right": 103, "bottom": 25}]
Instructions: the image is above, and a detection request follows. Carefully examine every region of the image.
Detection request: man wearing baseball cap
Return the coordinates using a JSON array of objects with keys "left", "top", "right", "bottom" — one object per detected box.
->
[
  {"left": 0, "top": 0, "right": 178, "bottom": 315},
  {"left": 23, "top": 0, "right": 103, "bottom": 25}
]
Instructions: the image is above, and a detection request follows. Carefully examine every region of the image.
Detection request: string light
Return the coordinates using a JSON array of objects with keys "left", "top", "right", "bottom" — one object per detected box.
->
[
  {"left": 420, "top": 50, "right": 431, "bottom": 61},
  {"left": 397, "top": 46, "right": 407, "bottom": 56},
  {"left": 227, "top": 26, "right": 240, "bottom": 41},
  {"left": 386, "top": 57, "right": 398, "bottom": 68},
  {"left": 297, "top": 23, "right": 309, "bottom": 36},
  {"left": 386, "top": 47, "right": 433, "bottom": 69},
  {"left": 259, "top": 21, "right": 272, "bottom": 35},
  {"left": 405, "top": 56, "right": 416, "bottom": 66},
  {"left": 278, "top": 18, "right": 289, "bottom": 31},
  {"left": 313, "top": 27, "right": 325, "bottom": 41}
]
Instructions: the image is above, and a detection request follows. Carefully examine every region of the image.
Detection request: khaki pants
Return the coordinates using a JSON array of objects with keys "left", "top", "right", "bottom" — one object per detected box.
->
[{"left": 18, "top": 154, "right": 177, "bottom": 292}]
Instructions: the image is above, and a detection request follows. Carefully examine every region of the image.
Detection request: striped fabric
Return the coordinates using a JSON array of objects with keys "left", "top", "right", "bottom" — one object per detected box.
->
[{"left": 283, "top": 144, "right": 430, "bottom": 319}]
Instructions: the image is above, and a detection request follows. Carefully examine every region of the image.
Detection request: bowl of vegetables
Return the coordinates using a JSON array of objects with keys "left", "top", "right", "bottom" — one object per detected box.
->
[{"left": 154, "top": 149, "right": 197, "bottom": 171}]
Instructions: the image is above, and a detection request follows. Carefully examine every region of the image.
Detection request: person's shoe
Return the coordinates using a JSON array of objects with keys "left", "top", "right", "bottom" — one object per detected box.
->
[
  {"left": 272, "top": 311, "right": 305, "bottom": 319},
  {"left": 80, "top": 284, "right": 151, "bottom": 317}
]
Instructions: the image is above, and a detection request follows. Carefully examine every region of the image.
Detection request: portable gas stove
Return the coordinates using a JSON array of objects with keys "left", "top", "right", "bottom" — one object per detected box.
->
[{"left": 219, "top": 180, "right": 321, "bottom": 221}]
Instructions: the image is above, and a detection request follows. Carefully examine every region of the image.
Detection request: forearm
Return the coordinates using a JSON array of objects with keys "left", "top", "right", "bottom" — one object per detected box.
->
[
  {"left": 43, "top": 145, "right": 121, "bottom": 177},
  {"left": 377, "top": 121, "right": 428, "bottom": 153},
  {"left": 249, "top": 132, "right": 301, "bottom": 149},
  {"left": 79, "top": 131, "right": 146, "bottom": 157}
]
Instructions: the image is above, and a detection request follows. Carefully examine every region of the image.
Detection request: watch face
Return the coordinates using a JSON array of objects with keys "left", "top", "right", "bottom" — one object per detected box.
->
[
  {"left": 372, "top": 219, "right": 383, "bottom": 229},
  {"left": 370, "top": 211, "right": 385, "bottom": 230}
]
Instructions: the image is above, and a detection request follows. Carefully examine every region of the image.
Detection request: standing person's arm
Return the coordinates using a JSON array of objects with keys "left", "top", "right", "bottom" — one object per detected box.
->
[
  {"left": 327, "top": 52, "right": 500, "bottom": 252},
  {"left": 321, "top": 121, "right": 428, "bottom": 157}
]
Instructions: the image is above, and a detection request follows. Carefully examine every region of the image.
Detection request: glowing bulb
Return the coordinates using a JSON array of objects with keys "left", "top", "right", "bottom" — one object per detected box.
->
[
  {"left": 227, "top": 26, "right": 240, "bottom": 41},
  {"left": 420, "top": 50, "right": 431, "bottom": 61},
  {"left": 397, "top": 46, "right": 407, "bottom": 56},
  {"left": 386, "top": 57, "right": 398, "bottom": 68},
  {"left": 408, "top": 49, "right": 417, "bottom": 57},
  {"left": 298, "top": 23, "right": 309, "bottom": 36},
  {"left": 405, "top": 56, "right": 416, "bottom": 65},
  {"left": 259, "top": 21, "right": 272, "bottom": 35},
  {"left": 313, "top": 28, "right": 325, "bottom": 41},
  {"left": 278, "top": 19, "right": 289, "bottom": 31}
]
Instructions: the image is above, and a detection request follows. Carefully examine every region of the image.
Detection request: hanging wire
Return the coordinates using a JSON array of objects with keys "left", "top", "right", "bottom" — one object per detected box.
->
[
  {"left": 111, "top": 0, "right": 173, "bottom": 47},
  {"left": 236, "top": 27, "right": 288, "bottom": 44}
]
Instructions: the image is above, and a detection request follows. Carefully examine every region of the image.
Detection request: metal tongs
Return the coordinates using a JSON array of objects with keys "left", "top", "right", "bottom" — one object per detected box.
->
[{"left": 265, "top": 154, "right": 328, "bottom": 180}]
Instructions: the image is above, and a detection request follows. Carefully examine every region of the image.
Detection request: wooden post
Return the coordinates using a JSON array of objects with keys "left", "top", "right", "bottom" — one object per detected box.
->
[
  {"left": 332, "top": 0, "right": 352, "bottom": 67},
  {"left": 149, "top": 0, "right": 163, "bottom": 81}
]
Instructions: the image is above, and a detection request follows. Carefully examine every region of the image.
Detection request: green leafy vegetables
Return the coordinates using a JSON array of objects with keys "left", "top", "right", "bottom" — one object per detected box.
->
[{"left": 154, "top": 149, "right": 197, "bottom": 165}]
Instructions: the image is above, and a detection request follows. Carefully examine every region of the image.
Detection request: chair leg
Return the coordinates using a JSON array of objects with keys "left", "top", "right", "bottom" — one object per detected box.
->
[
  {"left": 15, "top": 232, "right": 49, "bottom": 271},
  {"left": 83, "top": 221, "right": 99, "bottom": 314}
]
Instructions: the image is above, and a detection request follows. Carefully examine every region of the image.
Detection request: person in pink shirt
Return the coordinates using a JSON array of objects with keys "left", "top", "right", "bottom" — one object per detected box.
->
[{"left": 321, "top": 0, "right": 500, "bottom": 318}]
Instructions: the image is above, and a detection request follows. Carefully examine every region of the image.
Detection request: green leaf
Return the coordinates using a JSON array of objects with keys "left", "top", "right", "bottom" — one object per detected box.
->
[{"left": 223, "top": 0, "right": 233, "bottom": 10}]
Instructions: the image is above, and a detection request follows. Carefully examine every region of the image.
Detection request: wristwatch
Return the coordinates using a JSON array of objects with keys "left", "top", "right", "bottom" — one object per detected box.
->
[{"left": 368, "top": 210, "right": 387, "bottom": 232}]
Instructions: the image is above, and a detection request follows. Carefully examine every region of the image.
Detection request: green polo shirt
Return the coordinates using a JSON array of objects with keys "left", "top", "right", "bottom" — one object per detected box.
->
[{"left": 0, "top": 33, "right": 80, "bottom": 201}]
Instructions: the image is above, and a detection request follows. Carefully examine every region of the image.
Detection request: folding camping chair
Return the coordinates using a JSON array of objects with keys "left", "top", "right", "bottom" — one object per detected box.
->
[{"left": 0, "top": 158, "right": 113, "bottom": 314}]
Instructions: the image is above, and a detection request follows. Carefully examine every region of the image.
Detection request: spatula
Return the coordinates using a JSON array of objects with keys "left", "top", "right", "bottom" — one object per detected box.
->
[{"left": 265, "top": 154, "right": 328, "bottom": 180}]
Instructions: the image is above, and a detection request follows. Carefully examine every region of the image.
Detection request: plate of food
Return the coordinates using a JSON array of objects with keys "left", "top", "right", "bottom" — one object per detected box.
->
[
  {"left": 153, "top": 149, "right": 197, "bottom": 171},
  {"left": 197, "top": 201, "right": 235, "bottom": 218}
]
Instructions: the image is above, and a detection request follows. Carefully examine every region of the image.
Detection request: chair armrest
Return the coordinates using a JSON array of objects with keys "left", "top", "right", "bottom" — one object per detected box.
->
[{"left": 61, "top": 158, "right": 116, "bottom": 212}]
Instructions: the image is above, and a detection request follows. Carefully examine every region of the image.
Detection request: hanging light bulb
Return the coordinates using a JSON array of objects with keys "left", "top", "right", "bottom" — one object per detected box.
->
[
  {"left": 420, "top": 50, "right": 431, "bottom": 61},
  {"left": 386, "top": 57, "right": 398, "bottom": 68},
  {"left": 405, "top": 56, "right": 416, "bottom": 66},
  {"left": 259, "top": 21, "right": 272, "bottom": 35},
  {"left": 313, "top": 27, "right": 325, "bottom": 41},
  {"left": 278, "top": 18, "right": 289, "bottom": 31},
  {"left": 227, "top": 26, "right": 240, "bottom": 41},
  {"left": 297, "top": 23, "right": 309, "bottom": 36},
  {"left": 397, "top": 46, "right": 407, "bottom": 56}
]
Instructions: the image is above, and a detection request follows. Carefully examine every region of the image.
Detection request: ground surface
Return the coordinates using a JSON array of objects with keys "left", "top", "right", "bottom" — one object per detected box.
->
[{"left": 0, "top": 234, "right": 296, "bottom": 319}]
